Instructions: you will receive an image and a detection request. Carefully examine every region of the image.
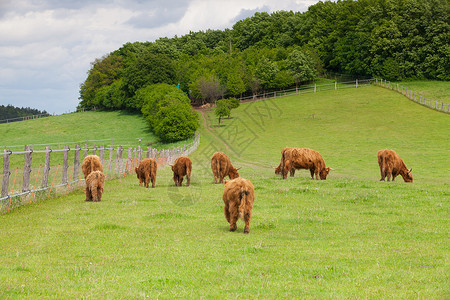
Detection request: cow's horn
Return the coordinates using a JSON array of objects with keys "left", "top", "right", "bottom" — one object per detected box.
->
[
  {"left": 408, "top": 168, "right": 412, "bottom": 173},
  {"left": 236, "top": 167, "right": 242, "bottom": 170}
]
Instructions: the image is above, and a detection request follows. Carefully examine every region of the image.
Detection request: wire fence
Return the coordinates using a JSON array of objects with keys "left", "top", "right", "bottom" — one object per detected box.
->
[
  {"left": 238, "top": 79, "right": 375, "bottom": 102},
  {"left": 374, "top": 78, "right": 449, "bottom": 114},
  {"left": 0, "top": 134, "right": 200, "bottom": 214}
]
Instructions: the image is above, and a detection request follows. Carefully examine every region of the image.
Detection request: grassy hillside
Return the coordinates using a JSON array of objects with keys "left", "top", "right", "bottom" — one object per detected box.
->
[
  {"left": 0, "top": 110, "right": 194, "bottom": 151},
  {"left": 0, "top": 84, "right": 448, "bottom": 298}
]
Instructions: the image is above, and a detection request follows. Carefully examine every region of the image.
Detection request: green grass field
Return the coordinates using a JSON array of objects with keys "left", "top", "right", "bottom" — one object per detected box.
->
[{"left": 0, "top": 84, "right": 448, "bottom": 298}]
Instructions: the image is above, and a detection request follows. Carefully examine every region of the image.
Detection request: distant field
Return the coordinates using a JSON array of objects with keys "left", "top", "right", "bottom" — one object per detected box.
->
[
  {"left": 0, "top": 110, "right": 194, "bottom": 151},
  {"left": 397, "top": 80, "right": 449, "bottom": 102},
  {"left": 0, "top": 83, "right": 448, "bottom": 298}
]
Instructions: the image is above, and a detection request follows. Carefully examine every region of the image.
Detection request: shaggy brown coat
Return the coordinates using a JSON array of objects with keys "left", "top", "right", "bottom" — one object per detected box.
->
[
  {"left": 81, "top": 155, "right": 103, "bottom": 179},
  {"left": 135, "top": 158, "right": 157, "bottom": 188},
  {"left": 211, "top": 152, "right": 240, "bottom": 184},
  {"left": 171, "top": 156, "right": 192, "bottom": 186},
  {"left": 222, "top": 177, "right": 255, "bottom": 234},
  {"left": 275, "top": 147, "right": 295, "bottom": 177},
  {"left": 280, "top": 148, "right": 332, "bottom": 180},
  {"left": 377, "top": 149, "right": 413, "bottom": 182},
  {"left": 85, "top": 170, "right": 105, "bottom": 202}
]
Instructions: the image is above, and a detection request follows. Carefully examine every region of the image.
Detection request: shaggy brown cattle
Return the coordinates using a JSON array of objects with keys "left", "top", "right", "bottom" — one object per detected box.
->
[
  {"left": 211, "top": 152, "right": 240, "bottom": 184},
  {"left": 279, "top": 148, "right": 333, "bottom": 180},
  {"left": 222, "top": 177, "right": 255, "bottom": 234},
  {"left": 171, "top": 156, "right": 192, "bottom": 186},
  {"left": 275, "top": 147, "right": 295, "bottom": 177},
  {"left": 81, "top": 155, "right": 103, "bottom": 179},
  {"left": 135, "top": 158, "right": 157, "bottom": 188},
  {"left": 377, "top": 149, "right": 413, "bottom": 182},
  {"left": 85, "top": 170, "right": 105, "bottom": 202}
]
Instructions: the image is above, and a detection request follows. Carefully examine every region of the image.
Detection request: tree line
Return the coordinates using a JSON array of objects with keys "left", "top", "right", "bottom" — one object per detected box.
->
[
  {"left": 78, "top": 0, "right": 448, "bottom": 141},
  {"left": 0, "top": 105, "right": 49, "bottom": 121}
]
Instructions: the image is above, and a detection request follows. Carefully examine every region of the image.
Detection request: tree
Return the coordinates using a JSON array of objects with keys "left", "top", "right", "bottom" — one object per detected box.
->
[
  {"left": 123, "top": 50, "right": 176, "bottom": 96},
  {"left": 255, "top": 56, "right": 279, "bottom": 90},
  {"left": 215, "top": 99, "right": 230, "bottom": 126},
  {"left": 225, "top": 97, "right": 240, "bottom": 118},
  {"left": 286, "top": 50, "right": 317, "bottom": 86},
  {"left": 194, "top": 75, "right": 226, "bottom": 104}
]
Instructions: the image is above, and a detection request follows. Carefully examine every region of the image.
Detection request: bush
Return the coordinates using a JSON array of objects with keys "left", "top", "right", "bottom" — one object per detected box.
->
[{"left": 139, "top": 83, "right": 199, "bottom": 142}]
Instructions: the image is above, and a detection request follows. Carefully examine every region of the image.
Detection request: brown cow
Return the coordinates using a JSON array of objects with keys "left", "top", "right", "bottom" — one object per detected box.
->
[
  {"left": 81, "top": 155, "right": 103, "bottom": 179},
  {"left": 135, "top": 158, "right": 157, "bottom": 188},
  {"left": 85, "top": 170, "right": 105, "bottom": 202},
  {"left": 279, "top": 148, "right": 333, "bottom": 180},
  {"left": 223, "top": 177, "right": 255, "bottom": 234},
  {"left": 275, "top": 147, "right": 295, "bottom": 177},
  {"left": 171, "top": 156, "right": 192, "bottom": 186},
  {"left": 377, "top": 149, "right": 413, "bottom": 182},
  {"left": 211, "top": 152, "right": 240, "bottom": 184}
]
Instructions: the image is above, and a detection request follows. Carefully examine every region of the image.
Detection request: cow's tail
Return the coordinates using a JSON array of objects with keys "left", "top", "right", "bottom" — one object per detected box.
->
[
  {"left": 238, "top": 186, "right": 249, "bottom": 219},
  {"left": 215, "top": 159, "right": 220, "bottom": 180}
]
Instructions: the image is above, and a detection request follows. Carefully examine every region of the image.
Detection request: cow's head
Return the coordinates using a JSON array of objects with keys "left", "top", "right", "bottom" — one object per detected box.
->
[
  {"left": 274, "top": 164, "right": 281, "bottom": 175},
  {"left": 319, "top": 167, "right": 334, "bottom": 180},
  {"left": 403, "top": 168, "right": 413, "bottom": 182},
  {"left": 229, "top": 167, "right": 240, "bottom": 179}
]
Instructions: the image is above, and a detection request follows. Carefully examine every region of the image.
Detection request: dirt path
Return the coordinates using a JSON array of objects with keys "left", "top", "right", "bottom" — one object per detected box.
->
[{"left": 194, "top": 107, "right": 276, "bottom": 172}]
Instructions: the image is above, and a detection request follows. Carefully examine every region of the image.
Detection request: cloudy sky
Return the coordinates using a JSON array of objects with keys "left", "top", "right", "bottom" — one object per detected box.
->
[{"left": 0, "top": 0, "right": 319, "bottom": 114}]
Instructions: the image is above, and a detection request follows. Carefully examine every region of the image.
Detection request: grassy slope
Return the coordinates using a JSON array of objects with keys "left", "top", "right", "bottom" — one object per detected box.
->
[
  {"left": 0, "top": 110, "right": 193, "bottom": 151},
  {"left": 397, "top": 81, "right": 449, "bottom": 102},
  {"left": 0, "top": 84, "right": 448, "bottom": 298}
]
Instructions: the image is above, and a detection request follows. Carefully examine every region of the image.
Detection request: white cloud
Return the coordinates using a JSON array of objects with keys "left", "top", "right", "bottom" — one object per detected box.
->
[{"left": 0, "top": 0, "right": 318, "bottom": 114}]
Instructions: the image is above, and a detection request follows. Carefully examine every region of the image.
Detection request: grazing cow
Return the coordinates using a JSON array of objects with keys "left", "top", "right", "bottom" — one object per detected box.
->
[
  {"left": 81, "top": 155, "right": 103, "bottom": 179},
  {"left": 211, "top": 152, "right": 240, "bottom": 184},
  {"left": 135, "top": 158, "right": 157, "bottom": 188},
  {"left": 377, "top": 149, "right": 413, "bottom": 182},
  {"left": 171, "top": 156, "right": 192, "bottom": 186},
  {"left": 279, "top": 148, "right": 333, "bottom": 180},
  {"left": 223, "top": 177, "right": 255, "bottom": 234},
  {"left": 85, "top": 170, "right": 105, "bottom": 202},
  {"left": 275, "top": 147, "right": 295, "bottom": 177}
]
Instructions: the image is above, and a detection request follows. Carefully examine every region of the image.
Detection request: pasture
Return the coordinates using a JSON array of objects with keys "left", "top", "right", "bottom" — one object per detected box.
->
[{"left": 0, "top": 84, "right": 448, "bottom": 298}]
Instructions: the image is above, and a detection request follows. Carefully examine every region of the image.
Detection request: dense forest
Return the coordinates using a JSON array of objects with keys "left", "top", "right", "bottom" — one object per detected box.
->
[
  {"left": 78, "top": 0, "right": 448, "bottom": 141},
  {"left": 0, "top": 105, "right": 49, "bottom": 121}
]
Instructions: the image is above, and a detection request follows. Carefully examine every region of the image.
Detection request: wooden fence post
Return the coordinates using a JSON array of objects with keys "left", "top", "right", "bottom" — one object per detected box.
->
[
  {"left": 138, "top": 146, "right": 142, "bottom": 162},
  {"left": 99, "top": 146, "right": 105, "bottom": 166},
  {"left": 73, "top": 145, "right": 80, "bottom": 182},
  {"left": 22, "top": 145, "right": 32, "bottom": 192},
  {"left": 1, "top": 149, "right": 11, "bottom": 198},
  {"left": 116, "top": 146, "right": 123, "bottom": 176},
  {"left": 126, "top": 147, "right": 133, "bottom": 174},
  {"left": 108, "top": 146, "right": 113, "bottom": 174},
  {"left": 62, "top": 145, "right": 69, "bottom": 185},
  {"left": 84, "top": 142, "right": 89, "bottom": 158},
  {"left": 42, "top": 146, "right": 51, "bottom": 187},
  {"left": 92, "top": 144, "right": 97, "bottom": 156}
]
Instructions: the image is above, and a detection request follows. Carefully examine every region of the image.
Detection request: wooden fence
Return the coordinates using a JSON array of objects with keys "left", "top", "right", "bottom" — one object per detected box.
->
[
  {"left": 375, "top": 79, "right": 449, "bottom": 114},
  {"left": 0, "top": 134, "right": 200, "bottom": 214}
]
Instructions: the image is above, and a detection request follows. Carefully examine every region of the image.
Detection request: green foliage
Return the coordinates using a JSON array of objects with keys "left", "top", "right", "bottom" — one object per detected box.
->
[
  {"left": 0, "top": 105, "right": 48, "bottom": 120},
  {"left": 123, "top": 50, "right": 176, "bottom": 96},
  {"left": 286, "top": 50, "right": 317, "bottom": 85},
  {"left": 214, "top": 99, "right": 230, "bottom": 125},
  {"left": 139, "top": 84, "right": 199, "bottom": 142}
]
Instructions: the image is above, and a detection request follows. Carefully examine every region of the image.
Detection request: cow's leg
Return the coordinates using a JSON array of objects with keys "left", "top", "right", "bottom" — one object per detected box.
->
[
  {"left": 309, "top": 168, "right": 315, "bottom": 180},
  {"left": 151, "top": 175, "right": 156, "bottom": 188},
  {"left": 85, "top": 188, "right": 92, "bottom": 201},
  {"left": 186, "top": 173, "right": 190, "bottom": 186},
  {"left": 379, "top": 168, "right": 386, "bottom": 181},
  {"left": 145, "top": 173, "right": 150, "bottom": 188},
  {"left": 228, "top": 203, "right": 238, "bottom": 232},
  {"left": 139, "top": 176, "right": 143, "bottom": 186},
  {"left": 243, "top": 210, "right": 252, "bottom": 234},
  {"left": 91, "top": 185, "right": 98, "bottom": 202},
  {"left": 178, "top": 176, "right": 184, "bottom": 186},
  {"left": 290, "top": 168, "right": 295, "bottom": 177},
  {"left": 173, "top": 175, "right": 178, "bottom": 186},
  {"left": 96, "top": 187, "right": 102, "bottom": 202}
]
